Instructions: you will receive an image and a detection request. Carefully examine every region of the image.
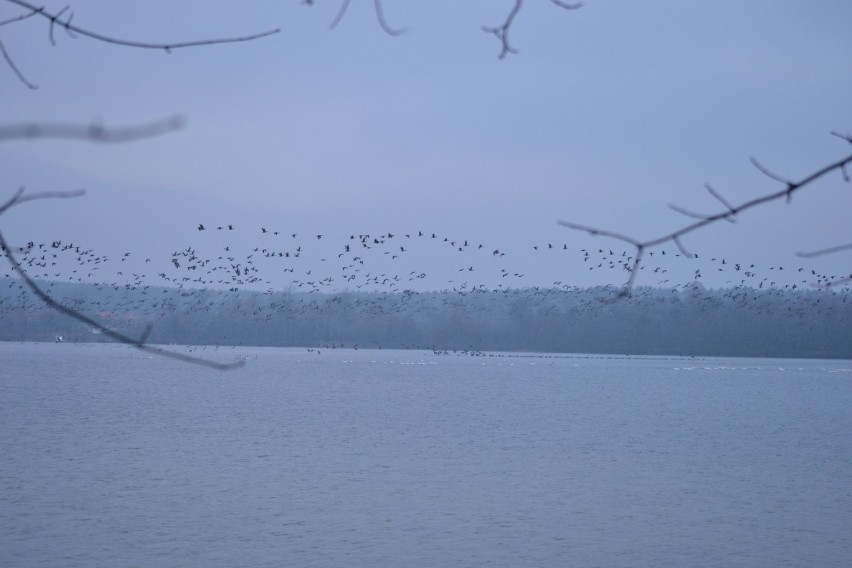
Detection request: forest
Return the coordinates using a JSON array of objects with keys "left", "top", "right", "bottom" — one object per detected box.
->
[{"left": 2, "top": 278, "right": 850, "bottom": 359}]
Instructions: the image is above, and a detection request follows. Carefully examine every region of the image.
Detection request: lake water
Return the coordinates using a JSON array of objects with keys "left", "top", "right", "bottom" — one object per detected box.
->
[{"left": 1, "top": 342, "right": 850, "bottom": 567}]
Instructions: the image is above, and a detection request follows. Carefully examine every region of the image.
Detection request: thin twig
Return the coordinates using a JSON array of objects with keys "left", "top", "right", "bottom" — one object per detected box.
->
[
  {"left": 0, "top": 126, "right": 241, "bottom": 370},
  {"left": 326, "top": 0, "right": 404, "bottom": 36},
  {"left": 0, "top": 226, "right": 243, "bottom": 370},
  {"left": 796, "top": 243, "right": 852, "bottom": 258},
  {"left": 672, "top": 235, "right": 694, "bottom": 258},
  {"left": 48, "top": 5, "right": 70, "bottom": 46},
  {"left": 550, "top": 0, "right": 584, "bottom": 8},
  {"left": 556, "top": 221, "right": 640, "bottom": 247},
  {"left": 329, "top": 0, "right": 352, "bottom": 29},
  {"left": 0, "top": 37, "right": 38, "bottom": 88},
  {"left": 830, "top": 131, "right": 852, "bottom": 144},
  {"left": 669, "top": 188, "right": 737, "bottom": 224},
  {"left": 750, "top": 156, "right": 795, "bottom": 203},
  {"left": 483, "top": 0, "right": 582, "bottom": 59},
  {"left": 560, "top": 145, "right": 852, "bottom": 297},
  {"left": 0, "top": 116, "right": 185, "bottom": 142},
  {"left": 704, "top": 183, "right": 736, "bottom": 220},
  {"left": 482, "top": 0, "right": 523, "bottom": 59},
  {"left": 667, "top": 203, "right": 715, "bottom": 221},
  {"left": 373, "top": 0, "right": 405, "bottom": 36},
  {"left": 3, "top": 0, "right": 279, "bottom": 50},
  {"left": 0, "top": 189, "right": 243, "bottom": 371},
  {"left": 0, "top": 4, "right": 42, "bottom": 26},
  {"left": 0, "top": 186, "right": 86, "bottom": 216}
]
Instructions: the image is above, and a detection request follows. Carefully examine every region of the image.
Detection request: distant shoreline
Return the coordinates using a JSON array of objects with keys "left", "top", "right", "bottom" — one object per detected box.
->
[{"left": 4, "top": 339, "right": 851, "bottom": 363}]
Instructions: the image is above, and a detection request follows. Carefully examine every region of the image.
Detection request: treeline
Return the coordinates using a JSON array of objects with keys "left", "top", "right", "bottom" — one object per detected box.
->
[{"left": 1, "top": 278, "right": 851, "bottom": 358}]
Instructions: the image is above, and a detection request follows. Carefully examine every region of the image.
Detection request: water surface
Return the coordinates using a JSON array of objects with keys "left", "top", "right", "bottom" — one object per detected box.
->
[{"left": 2, "top": 343, "right": 850, "bottom": 567}]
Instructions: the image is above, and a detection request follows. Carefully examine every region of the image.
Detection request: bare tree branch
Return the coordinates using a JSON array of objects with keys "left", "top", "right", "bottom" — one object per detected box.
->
[
  {"left": 0, "top": 118, "right": 241, "bottom": 369},
  {"left": 831, "top": 131, "right": 852, "bottom": 144},
  {"left": 0, "top": 4, "right": 41, "bottom": 26},
  {"left": 3, "top": 0, "right": 280, "bottom": 50},
  {"left": 321, "top": 0, "right": 405, "bottom": 36},
  {"left": 0, "top": 189, "right": 244, "bottom": 370},
  {"left": 0, "top": 2, "right": 273, "bottom": 369},
  {"left": 0, "top": 186, "right": 85, "bottom": 216},
  {"left": 483, "top": 0, "right": 582, "bottom": 59},
  {"left": 672, "top": 235, "right": 695, "bottom": 259},
  {"left": 749, "top": 156, "right": 794, "bottom": 201},
  {"left": 314, "top": 0, "right": 584, "bottom": 56},
  {"left": 666, "top": 202, "right": 716, "bottom": 221},
  {"left": 0, "top": 37, "right": 37, "bottom": 88},
  {"left": 560, "top": 140, "right": 852, "bottom": 297},
  {"left": 0, "top": 0, "right": 278, "bottom": 87},
  {"left": 703, "top": 183, "right": 737, "bottom": 220},
  {"left": 482, "top": 0, "right": 523, "bottom": 60},
  {"left": 829, "top": 134, "right": 852, "bottom": 181},
  {"left": 668, "top": 184, "right": 738, "bottom": 224},
  {"left": 328, "top": 0, "right": 352, "bottom": 30},
  {"left": 373, "top": 0, "right": 405, "bottom": 36},
  {"left": 796, "top": 243, "right": 852, "bottom": 259},
  {"left": 47, "top": 5, "right": 69, "bottom": 46},
  {"left": 550, "top": 0, "right": 585, "bottom": 8},
  {"left": 0, "top": 116, "right": 185, "bottom": 143},
  {"left": 555, "top": 221, "right": 640, "bottom": 247}
]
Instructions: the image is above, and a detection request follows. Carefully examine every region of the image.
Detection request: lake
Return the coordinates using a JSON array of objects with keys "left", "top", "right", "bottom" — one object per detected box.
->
[{"left": 1, "top": 342, "right": 850, "bottom": 567}]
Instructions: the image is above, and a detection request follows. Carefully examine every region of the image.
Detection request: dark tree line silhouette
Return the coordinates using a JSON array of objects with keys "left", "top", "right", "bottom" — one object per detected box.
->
[{"left": 3, "top": 280, "right": 850, "bottom": 359}]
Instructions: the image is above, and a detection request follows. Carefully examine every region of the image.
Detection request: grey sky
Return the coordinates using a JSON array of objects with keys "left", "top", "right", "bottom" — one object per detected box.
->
[{"left": 3, "top": 0, "right": 851, "bottom": 291}]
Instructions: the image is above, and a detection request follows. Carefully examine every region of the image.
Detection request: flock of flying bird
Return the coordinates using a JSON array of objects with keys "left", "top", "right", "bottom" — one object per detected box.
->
[
  {"left": 2, "top": 222, "right": 851, "bottom": 354},
  {"left": 5, "top": 223, "right": 849, "bottom": 300},
  {"left": 4, "top": 222, "right": 850, "bottom": 297}
]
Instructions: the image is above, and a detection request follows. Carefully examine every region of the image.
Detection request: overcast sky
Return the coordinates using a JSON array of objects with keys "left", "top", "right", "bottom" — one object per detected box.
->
[{"left": 3, "top": 0, "right": 851, "bottom": 291}]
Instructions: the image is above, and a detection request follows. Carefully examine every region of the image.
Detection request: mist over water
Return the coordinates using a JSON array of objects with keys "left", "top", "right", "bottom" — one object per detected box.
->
[{"left": 2, "top": 343, "right": 850, "bottom": 567}]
